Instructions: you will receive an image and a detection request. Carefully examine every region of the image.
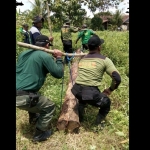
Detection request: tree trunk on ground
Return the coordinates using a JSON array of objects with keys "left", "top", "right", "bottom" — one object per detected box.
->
[{"left": 57, "top": 49, "right": 83, "bottom": 133}]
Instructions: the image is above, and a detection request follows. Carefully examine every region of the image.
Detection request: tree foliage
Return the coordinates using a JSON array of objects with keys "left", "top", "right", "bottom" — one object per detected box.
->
[
  {"left": 16, "top": 0, "right": 126, "bottom": 31},
  {"left": 90, "top": 14, "right": 104, "bottom": 31}
]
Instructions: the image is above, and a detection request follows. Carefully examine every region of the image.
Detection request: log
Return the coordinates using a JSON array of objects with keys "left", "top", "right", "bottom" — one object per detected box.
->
[
  {"left": 57, "top": 49, "right": 83, "bottom": 133},
  {"left": 17, "top": 42, "right": 87, "bottom": 57}
]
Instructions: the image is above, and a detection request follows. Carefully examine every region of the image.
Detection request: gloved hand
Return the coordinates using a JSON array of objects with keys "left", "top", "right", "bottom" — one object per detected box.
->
[{"left": 102, "top": 88, "right": 112, "bottom": 96}]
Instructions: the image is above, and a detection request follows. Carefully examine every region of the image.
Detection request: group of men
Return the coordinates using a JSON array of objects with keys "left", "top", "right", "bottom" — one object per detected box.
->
[{"left": 16, "top": 16, "right": 121, "bottom": 142}]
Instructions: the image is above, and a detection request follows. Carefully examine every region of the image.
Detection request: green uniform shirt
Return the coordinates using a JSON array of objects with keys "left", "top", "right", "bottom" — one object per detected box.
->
[
  {"left": 16, "top": 49, "right": 64, "bottom": 91},
  {"left": 77, "top": 29, "right": 95, "bottom": 44},
  {"left": 61, "top": 25, "right": 78, "bottom": 40},
  {"left": 75, "top": 53, "right": 119, "bottom": 87}
]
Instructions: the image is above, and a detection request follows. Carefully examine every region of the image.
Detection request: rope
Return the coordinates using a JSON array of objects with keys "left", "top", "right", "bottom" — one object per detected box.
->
[
  {"left": 66, "top": 52, "right": 75, "bottom": 85},
  {"left": 60, "top": 52, "right": 75, "bottom": 110},
  {"left": 60, "top": 74, "right": 64, "bottom": 110}
]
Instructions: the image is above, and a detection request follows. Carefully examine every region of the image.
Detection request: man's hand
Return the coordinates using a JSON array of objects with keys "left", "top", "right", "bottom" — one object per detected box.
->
[
  {"left": 52, "top": 49, "right": 63, "bottom": 58},
  {"left": 102, "top": 88, "right": 112, "bottom": 96}
]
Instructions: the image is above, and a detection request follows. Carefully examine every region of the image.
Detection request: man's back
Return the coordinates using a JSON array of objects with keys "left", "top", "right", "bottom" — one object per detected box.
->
[
  {"left": 29, "top": 26, "right": 41, "bottom": 45},
  {"left": 75, "top": 53, "right": 119, "bottom": 86},
  {"left": 78, "top": 29, "right": 95, "bottom": 44},
  {"left": 16, "top": 49, "right": 63, "bottom": 91}
]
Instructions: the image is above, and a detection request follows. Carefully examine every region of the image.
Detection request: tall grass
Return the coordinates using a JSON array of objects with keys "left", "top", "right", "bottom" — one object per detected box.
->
[{"left": 16, "top": 30, "right": 129, "bottom": 150}]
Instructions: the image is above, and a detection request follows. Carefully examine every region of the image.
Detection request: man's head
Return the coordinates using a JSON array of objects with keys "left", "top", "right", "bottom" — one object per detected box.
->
[
  {"left": 32, "top": 16, "right": 44, "bottom": 30},
  {"left": 35, "top": 35, "right": 52, "bottom": 48},
  {"left": 22, "top": 24, "right": 29, "bottom": 31},
  {"left": 88, "top": 35, "right": 104, "bottom": 51}
]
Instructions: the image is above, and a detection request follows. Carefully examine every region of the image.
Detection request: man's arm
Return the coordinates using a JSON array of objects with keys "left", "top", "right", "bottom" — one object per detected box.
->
[
  {"left": 41, "top": 51, "right": 64, "bottom": 79},
  {"left": 70, "top": 26, "right": 79, "bottom": 33},
  {"left": 103, "top": 58, "right": 121, "bottom": 96}
]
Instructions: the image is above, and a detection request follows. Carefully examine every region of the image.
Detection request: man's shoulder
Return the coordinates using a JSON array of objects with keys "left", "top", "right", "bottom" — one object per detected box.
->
[{"left": 29, "top": 26, "right": 40, "bottom": 34}]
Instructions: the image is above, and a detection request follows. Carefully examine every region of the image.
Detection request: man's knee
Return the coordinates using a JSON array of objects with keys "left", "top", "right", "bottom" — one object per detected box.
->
[
  {"left": 38, "top": 96, "right": 55, "bottom": 113},
  {"left": 100, "top": 95, "right": 111, "bottom": 108}
]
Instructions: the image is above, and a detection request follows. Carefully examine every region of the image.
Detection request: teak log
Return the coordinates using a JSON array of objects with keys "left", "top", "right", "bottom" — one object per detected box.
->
[
  {"left": 57, "top": 49, "right": 83, "bottom": 133},
  {"left": 17, "top": 42, "right": 87, "bottom": 57}
]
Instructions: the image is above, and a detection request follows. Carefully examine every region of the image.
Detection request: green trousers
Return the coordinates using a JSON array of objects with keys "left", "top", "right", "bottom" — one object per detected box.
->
[{"left": 16, "top": 95, "right": 55, "bottom": 131}]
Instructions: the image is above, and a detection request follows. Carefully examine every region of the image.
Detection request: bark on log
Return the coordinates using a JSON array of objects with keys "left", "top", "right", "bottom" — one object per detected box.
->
[{"left": 57, "top": 49, "right": 83, "bottom": 133}]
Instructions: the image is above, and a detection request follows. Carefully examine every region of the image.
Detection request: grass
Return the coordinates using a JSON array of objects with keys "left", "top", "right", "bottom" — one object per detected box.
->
[
  {"left": 16, "top": 30, "right": 129, "bottom": 150},
  {"left": 16, "top": 67, "right": 129, "bottom": 150}
]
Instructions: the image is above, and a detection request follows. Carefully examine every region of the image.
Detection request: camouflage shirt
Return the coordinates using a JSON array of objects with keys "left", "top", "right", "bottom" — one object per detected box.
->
[{"left": 61, "top": 24, "right": 78, "bottom": 41}]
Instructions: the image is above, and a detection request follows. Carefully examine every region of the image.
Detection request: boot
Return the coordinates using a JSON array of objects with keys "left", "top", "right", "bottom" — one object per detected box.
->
[
  {"left": 28, "top": 112, "right": 40, "bottom": 125},
  {"left": 32, "top": 128, "right": 52, "bottom": 142},
  {"left": 78, "top": 104, "right": 86, "bottom": 122},
  {"left": 95, "top": 113, "right": 105, "bottom": 126}
]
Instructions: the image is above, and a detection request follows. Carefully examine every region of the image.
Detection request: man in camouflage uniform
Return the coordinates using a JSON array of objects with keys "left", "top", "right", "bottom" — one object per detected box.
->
[
  {"left": 61, "top": 19, "right": 79, "bottom": 64},
  {"left": 71, "top": 35, "right": 121, "bottom": 127},
  {"left": 16, "top": 35, "right": 64, "bottom": 142}
]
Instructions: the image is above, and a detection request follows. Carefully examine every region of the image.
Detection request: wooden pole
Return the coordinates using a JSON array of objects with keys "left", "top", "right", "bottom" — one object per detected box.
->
[
  {"left": 17, "top": 42, "right": 87, "bottom": 57},
  {"left": 44, "top": 0, "right": 53, "bottom": 49}
]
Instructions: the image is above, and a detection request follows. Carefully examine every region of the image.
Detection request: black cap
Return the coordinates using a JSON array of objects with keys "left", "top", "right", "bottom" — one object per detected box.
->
[
  {"left": 88, "top": 35, "right": 104, "bottom": 50},
  {"left": 32, "top": 16, "right": 44, "bottom": 24},
  {"left": 35, "top": 35, "right": 52, "bottom": 46}
]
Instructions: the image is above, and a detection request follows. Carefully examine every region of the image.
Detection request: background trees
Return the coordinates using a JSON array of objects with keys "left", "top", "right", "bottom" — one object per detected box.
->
[{"left": 17, "top": 0, "right": 126, "bottom": 31}]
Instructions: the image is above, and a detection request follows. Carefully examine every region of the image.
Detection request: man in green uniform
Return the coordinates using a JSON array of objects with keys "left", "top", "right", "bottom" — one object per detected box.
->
[
  {"left": 16, "top": 35, "right": 64, "bottom": 142},
  {"left": 61, "top": 19, "right": 79, "bottom": 64},
  {"left": 75, "top": 24, "right": 95, "bottom": 52},
  {"left": 71, "top": 35, "right": 121, "bottom": 126}
]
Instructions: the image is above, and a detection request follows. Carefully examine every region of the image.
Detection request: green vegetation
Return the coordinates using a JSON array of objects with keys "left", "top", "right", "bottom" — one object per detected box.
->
[{"left": 16, "top": 29, "right": 129, "bottom": 149}]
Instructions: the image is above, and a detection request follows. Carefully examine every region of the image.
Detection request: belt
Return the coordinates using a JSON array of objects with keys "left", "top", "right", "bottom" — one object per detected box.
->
[{"left": 16, "top": 90, "right": 36, "bottom": 96}]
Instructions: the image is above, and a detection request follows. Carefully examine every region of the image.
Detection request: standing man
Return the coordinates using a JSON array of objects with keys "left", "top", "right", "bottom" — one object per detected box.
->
[
  {"left": 75, "top": 24, "right": 95, "bottom": 52},
  {"left": 71, "top": 35, "right": 121, "bottom": 127},
  {"left": 16, "top": 35, "right": 64, "bottom": 142},
  {"left": 20, "top": 24, "right": 31, "bottom": 44},
  {"left": 61, "top": 19, "right": 79, "bottom": 64},
  {"left": 29, "top": 16, "right": 53, "bottom": 46}
]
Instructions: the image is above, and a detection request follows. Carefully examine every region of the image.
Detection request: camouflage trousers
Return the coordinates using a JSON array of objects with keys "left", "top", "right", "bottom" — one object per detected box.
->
[{"left": 16, "top": 95, "right": 55, "bottom": 131}]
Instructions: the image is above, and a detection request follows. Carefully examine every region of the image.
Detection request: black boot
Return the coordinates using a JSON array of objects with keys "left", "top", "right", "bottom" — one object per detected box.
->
[
  {"left": 33, "top": 128, "right": 52, "bottom": 142},
  {"left": 95, "top": 113, "right": 105, "bottom": 126},
  {"left": 28, "top": 112, "right": 40, "bottom": 125},
  {"left": 78, "top": 104, "right": 86, "bottom": 122}
]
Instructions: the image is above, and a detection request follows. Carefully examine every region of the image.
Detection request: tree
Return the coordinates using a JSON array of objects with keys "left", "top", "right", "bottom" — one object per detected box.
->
[
  {"left": 90, "top": 14, "right": 103, "bottom": 31},
  {"left": 80, "top": 0, "right": 124, "bottom": 14},
  {"left": 110, "top": 10, "right": 123, "bottom": 28}
]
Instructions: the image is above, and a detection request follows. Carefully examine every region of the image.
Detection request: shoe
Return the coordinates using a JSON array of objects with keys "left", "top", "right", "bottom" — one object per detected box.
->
[
  {"left": 95, "top": 113, "right": 105, "bottom": 125},
  {"left": 32, "top": 128, "right": 52, "bottom": 142},
  {"left": 29, "top": 112, "right": 40, "bottom": 125}
]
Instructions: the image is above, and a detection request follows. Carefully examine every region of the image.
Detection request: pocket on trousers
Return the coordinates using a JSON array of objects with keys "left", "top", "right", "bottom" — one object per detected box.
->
[
  {"left": 71, "top": 84, "right": 80, "bottom": 96},
  {"left": 16, "top": 96, "right": 29, "bottom": 107},
  {"left": 82, "top": 89, "right": 93, "bottom": 100}
]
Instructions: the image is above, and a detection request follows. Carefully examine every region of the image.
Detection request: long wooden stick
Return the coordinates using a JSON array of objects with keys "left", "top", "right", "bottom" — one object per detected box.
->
[{"left": 17, "top": 42, "right": 87, "bottom": 57}]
